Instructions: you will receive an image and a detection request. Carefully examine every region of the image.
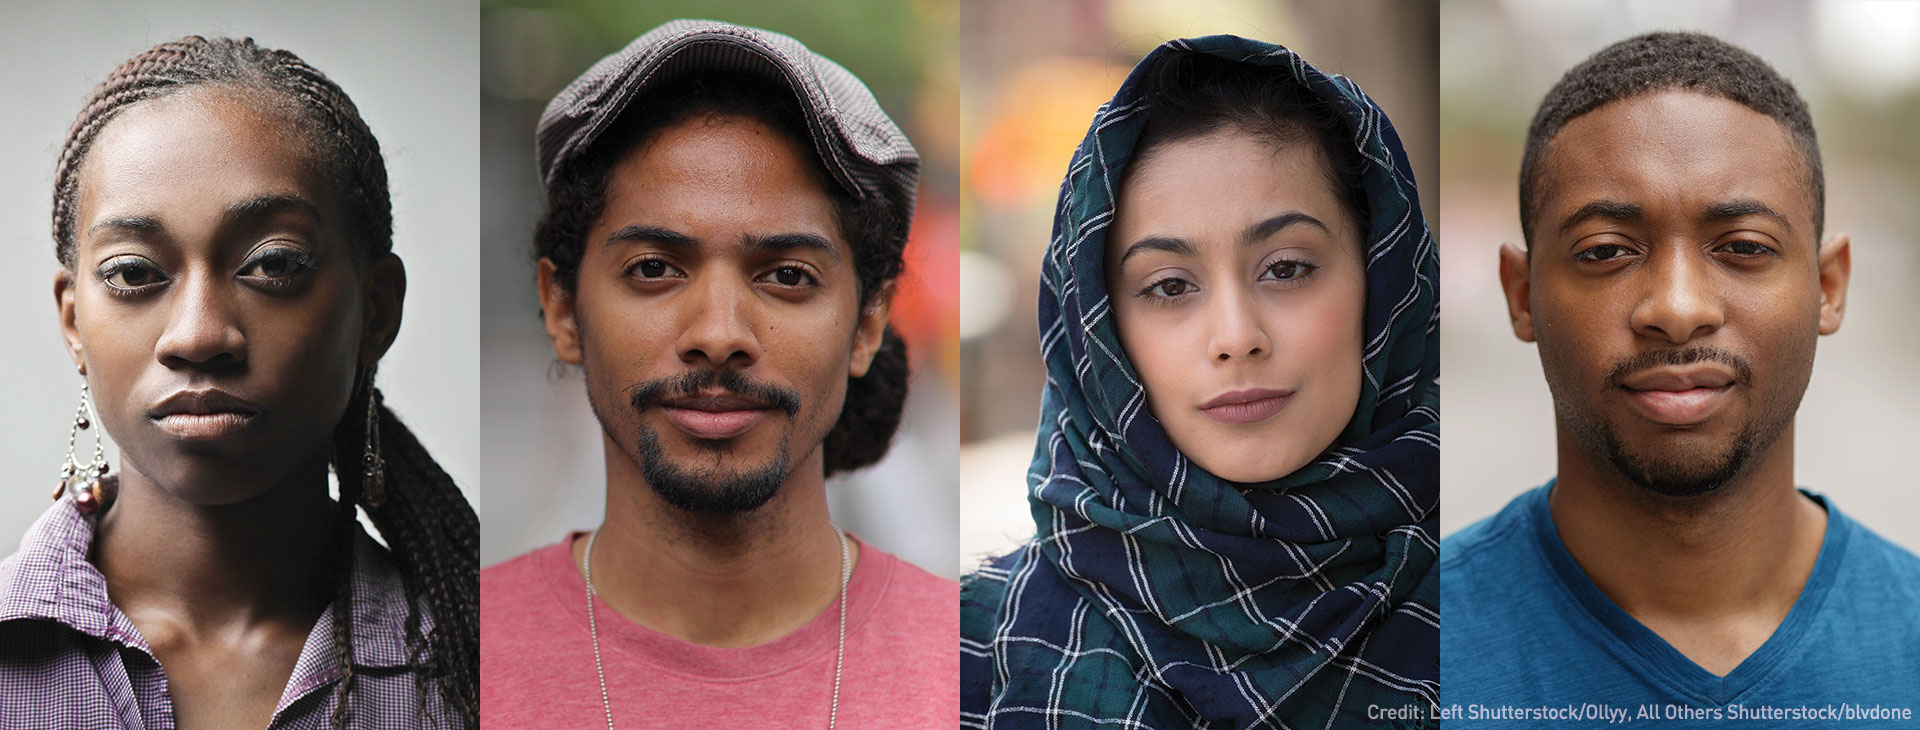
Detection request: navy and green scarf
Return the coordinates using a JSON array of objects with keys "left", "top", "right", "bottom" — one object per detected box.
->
[{"left": 961, "top": 36, "right": 1439, "bottom": 729}]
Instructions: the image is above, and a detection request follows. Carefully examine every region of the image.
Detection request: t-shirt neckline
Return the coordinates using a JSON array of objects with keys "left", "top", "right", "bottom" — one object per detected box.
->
[
  {"left": 1526, "top": 481, "right": 1851, "bottom": 704},
  {"left": 534, "top": 530, "right": 892, "bottom": 682}
]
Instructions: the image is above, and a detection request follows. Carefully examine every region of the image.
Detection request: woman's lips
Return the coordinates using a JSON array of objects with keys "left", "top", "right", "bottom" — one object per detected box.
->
[
  {"left": 148, "top": 389, "right": 261, "bottom": 440},
  {"left": 1198, "top": 389, "right": 1293, "bottom": 425},
  {"left": 154, "top": 412, "right": 255, "bottom": 439}
]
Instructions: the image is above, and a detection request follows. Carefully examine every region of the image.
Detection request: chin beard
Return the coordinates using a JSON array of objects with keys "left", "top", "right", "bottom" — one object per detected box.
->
[
  {"left": 1593, "top": 422, "right": 1758, "bottom": 497},
  {"left": 637, "top": 426, "right": 791, "bottom": 514}
]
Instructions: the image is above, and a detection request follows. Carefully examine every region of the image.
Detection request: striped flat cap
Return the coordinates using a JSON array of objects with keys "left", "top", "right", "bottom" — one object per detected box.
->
[{"left": 535, "top": 19, "right": 920, "bottom": 221}]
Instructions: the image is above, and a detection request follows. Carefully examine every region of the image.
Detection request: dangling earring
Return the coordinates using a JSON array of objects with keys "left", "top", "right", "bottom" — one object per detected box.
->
[
  {"left": 52, "top": 378, "right": 111, "bottom": 515},
  {"left": 361, "top": 375, "right": 385, "bottom": 509}
]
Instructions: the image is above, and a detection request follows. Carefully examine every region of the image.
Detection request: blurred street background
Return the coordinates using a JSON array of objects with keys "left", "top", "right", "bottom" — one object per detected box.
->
[
  {"left": 1442, "top": 0, "right": 1920, "bottom": 550},
  {"left": 958, "top": 0, "right": 1438, "bottom": 572},
  {"left": 478, "top": 0, "right": 961, "bottom": 577}
]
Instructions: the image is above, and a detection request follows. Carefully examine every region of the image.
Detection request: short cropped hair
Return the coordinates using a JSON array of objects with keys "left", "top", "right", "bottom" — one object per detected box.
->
[{"left": 1518, "top": 31, "right": 1823, "bottom": 244}]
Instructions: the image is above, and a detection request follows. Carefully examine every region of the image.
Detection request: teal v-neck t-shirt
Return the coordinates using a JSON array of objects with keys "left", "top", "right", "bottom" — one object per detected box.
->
[{"left": 1441, "top": 483, "right": 1920, "bottom": 727}]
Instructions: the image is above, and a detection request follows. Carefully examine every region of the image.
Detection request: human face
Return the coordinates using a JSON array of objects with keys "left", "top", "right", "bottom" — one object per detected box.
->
[
  {"left": 1107, "top": 131, "right": 1367, "bottom": 483},
  {"left": 1500, "top": 90, "right": 1850, "bottom": 497},
  {"left": 56, "top": 86, "right": 399, "bottom": 505},
  {"left": 539, "top": 113, "right": 888, "bottom": 513}
]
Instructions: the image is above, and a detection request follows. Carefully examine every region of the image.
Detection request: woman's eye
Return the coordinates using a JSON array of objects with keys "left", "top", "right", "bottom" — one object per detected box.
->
[
  {"left": 765, "top": 266, "right": 816, "bottom": 287},
  {"left": 1140, "top": 277, "right": 1193, "bottom": 298},
  {"left": 239, "top": 247, "right": 316, "bottom": 281},
  {"left": 97, "top": 258, "right": 167, "bottom": 293},
  {"left": 1576, "top": 243, "right": 1632, "bottom": 262},
  {"left": 1263, "top": 260, "right": 1317, "bottom": 281},
  {"left": 629, "top": 259, "right": 682, "bottom": 279}
]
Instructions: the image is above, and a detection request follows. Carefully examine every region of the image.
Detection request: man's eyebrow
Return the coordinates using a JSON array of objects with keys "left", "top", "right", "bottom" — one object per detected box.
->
[
  {"left": 1243, "top": 212, "right": 1331, "bottom": 245},
  {"left": 606, "top": 224, "right": 697, "bottom": 249},
  {"left": 224, "top": 193, "right": 322, "bottom": 226},
  {"left": 746, "top": 232, "right": 841, "bottom": 263},
  {"left": 1557, "top": 200, "right": 1644, "bottom": 235},
  {"left": 1702, "top": 198, "right": 1793, "bottom": 232},
  {"left": 1117, "top": 236, "right": 1196, "bottom": 265}
]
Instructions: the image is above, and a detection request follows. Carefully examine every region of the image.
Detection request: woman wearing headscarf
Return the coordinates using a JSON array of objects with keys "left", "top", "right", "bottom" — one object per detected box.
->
[{"left": 961, "top": 36, "right": 1438, "bottom": 729}]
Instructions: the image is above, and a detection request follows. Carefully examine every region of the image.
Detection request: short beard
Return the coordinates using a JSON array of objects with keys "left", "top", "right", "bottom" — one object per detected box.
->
[
  {"left": 1557, "top": 345, "right": 1791, "bottom": 498},
  {"left": 627, "top": 368, "right": 803, "bottom": 515},
  {"left": 1575, "top": 415, "right": 1770, "bottom": 497},
  {"left": 637, "top": 426, "right": 790, "bottom": 513}
]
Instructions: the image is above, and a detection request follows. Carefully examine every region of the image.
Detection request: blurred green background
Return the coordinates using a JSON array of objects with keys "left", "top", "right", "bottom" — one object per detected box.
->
[{"left": 477, "top": 0, "right": 961, "bottom": 577}]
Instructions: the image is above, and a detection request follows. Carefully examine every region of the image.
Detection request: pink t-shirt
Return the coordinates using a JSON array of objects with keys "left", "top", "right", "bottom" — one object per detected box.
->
[{"left": 481, "top": 533, "right": 958, "bottom": 728}]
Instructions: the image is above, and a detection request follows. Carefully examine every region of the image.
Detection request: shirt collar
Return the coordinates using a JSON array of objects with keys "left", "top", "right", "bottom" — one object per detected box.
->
[{"left": 0, "top": 495, "right": 429, "bottom": 670}]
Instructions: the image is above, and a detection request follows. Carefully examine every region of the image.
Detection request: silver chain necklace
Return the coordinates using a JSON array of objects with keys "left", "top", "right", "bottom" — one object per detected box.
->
[{"left": 583, "top": 528, "right": 851, "bottom": 730}]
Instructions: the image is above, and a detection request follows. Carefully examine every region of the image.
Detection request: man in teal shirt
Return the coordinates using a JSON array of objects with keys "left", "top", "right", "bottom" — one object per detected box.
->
[{"left": 1443, "top": 31, "right": 1920, "bottom": 726}]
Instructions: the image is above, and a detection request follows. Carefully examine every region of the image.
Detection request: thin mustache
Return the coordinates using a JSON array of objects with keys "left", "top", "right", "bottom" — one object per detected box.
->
[
  {"left": 1606, "top": 346, "right": 1754, "bottom": 387},
  {"left": 627, "top": 370, "right": 801, "bottom": 418}
]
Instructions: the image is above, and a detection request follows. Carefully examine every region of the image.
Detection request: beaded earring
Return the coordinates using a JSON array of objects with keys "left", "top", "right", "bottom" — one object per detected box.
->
[
  {"left": 361, "top": 375, "right": 385, "bottom": 509},
  {"left": 51, "top": 378, "right": 111, "bottom": 515}
]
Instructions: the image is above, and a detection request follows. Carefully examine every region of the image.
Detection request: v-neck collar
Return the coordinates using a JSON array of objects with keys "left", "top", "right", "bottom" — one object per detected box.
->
[{"left": 1525, "top": 482, "right": 1849, "bottom": 705}]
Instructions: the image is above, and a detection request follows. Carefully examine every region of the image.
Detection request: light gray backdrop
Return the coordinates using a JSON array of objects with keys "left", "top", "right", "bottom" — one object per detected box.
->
[{"left": 0, "top": 0, "right": 481, "bottom": 543}]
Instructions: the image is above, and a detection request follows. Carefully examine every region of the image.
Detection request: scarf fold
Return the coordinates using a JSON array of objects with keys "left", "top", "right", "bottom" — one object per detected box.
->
[{"left": 962, "top": 35, "right": 1438, "bottom": 729}]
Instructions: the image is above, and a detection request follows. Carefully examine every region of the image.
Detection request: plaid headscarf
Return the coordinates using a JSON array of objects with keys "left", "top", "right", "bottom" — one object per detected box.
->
[{"left": 961, "top": 36, "right": 1439, "bottom": 729}]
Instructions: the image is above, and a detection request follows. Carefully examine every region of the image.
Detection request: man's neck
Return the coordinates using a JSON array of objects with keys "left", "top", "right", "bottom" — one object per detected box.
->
[
  {"left": 583, "top": 435, "right": 854, "bottom": 648},
  {"left": 1549, "top": 424, "right": 1827, "bottom": 675}
]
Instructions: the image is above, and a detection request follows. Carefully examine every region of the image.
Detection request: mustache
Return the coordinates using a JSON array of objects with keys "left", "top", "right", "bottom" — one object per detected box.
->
[
  {"left": 1606, "top": 346, "right": 1754, "bottom": 387},
  {"left": 628, "top": 369, "right": 802, "bottom": 418}
]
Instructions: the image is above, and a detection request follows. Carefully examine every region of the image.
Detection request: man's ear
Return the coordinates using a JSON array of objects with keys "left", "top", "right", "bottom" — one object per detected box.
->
[
  {"left": 539, "top": 258, "right": 584, "bottom": 364},
  {"left": 54, "top": 269, "right": 84, "bottom": 374},
  {"left": 1816, "top": 232, "right": 1851, "bottom": 336},
  {"left": 849, "top": 282, "right": 894, "bottom": 378},
  {"left": 359, "top": 252, "right": 407, "bottom": 368},
  {"left": 1498, "top": 243, "right": 1537, "bottom": 343}
]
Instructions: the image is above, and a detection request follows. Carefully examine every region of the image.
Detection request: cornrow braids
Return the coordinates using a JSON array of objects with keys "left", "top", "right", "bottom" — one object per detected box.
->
[
  {"left": 54, "top": 36, "right": 477, "bottom": 728},
  {"left": 51, "top": 35, "right": 392, "bottom": 268}
]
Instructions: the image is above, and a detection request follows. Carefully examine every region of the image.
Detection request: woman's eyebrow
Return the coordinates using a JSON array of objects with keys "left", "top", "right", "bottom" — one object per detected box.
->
[
  {"left": 1242, "top": 211, "right": 1329, "bottom": 245},
  {"left": 224, "top": 193, "right": 323, "bottom": 225},
  {"left": 88, "top": 215, "right": 163, "bottom": 237},
  {"left": 1117, "top": 235, "right": 1195, "bottom": 264}
]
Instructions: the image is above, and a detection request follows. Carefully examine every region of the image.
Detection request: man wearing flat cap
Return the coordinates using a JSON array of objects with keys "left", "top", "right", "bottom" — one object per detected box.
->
[{"left": 480, "top": 20, "right": 957, "bottom": 728}]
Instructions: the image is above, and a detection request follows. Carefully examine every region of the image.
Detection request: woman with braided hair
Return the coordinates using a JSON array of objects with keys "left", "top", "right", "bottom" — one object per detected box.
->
[{"left": 0, "top": 36, "right": 477, "bottom": 729}]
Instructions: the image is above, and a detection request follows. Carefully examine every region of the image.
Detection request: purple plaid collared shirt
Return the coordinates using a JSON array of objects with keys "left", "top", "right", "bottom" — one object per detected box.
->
[{"left": 0, "top": 496, "right": 448, "bottom": 729}]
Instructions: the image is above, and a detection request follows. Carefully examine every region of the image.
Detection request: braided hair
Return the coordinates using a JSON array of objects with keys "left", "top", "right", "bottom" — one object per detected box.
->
[{"left": 52, "top": 36, "right": 478, "bottom": 728}]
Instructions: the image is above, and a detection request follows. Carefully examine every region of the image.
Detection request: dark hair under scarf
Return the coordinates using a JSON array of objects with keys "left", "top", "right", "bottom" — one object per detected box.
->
[{"left": 961, "top": 36, "right": 1438, "bottom": 729}]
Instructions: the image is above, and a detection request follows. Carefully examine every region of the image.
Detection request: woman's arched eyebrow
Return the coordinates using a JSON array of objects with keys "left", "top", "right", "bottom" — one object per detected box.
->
[
  {"left": 223, "top": 193, "right": 322, "bottom": 226},
  {"left": 86, "top": 194, "right": 322, "bottom": 240},
  {"left": 88, "top": 215, "right": 163, "bottom": 238},
  {"left": 1243, "top": 211, "right": 1330, "bottom": 245},
  {"left": 1117, "top": 235, "right": 1195, "bottom": 264}
]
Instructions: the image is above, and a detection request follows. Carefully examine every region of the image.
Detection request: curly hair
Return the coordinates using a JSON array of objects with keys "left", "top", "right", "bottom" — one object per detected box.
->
[
  {"left": 1518, "top": 31, "right": 1823, "bottom": 245},
  {"left": 52, "top": 36, "right": 477, "bottom": 728},
  {"left": 533, "top": 72, "right": 910, "bottom": 476},
  {"left": 1128, "top": 50, "right": 1371, "bottom": 237}
]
